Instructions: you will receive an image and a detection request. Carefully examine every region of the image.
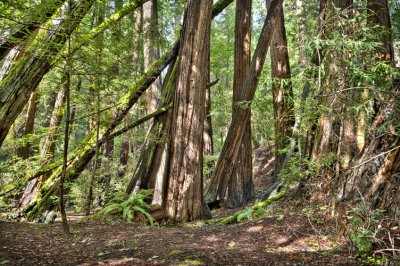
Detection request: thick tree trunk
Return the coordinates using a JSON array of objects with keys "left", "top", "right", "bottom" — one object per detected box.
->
[
  {"left": 0, "top": 0, "right": 95, "bottom": 147},
  {"left": 356, "top": 0, "right": 394, "bottom": 153},
  {"left": 164, "top": 0, "right": 213, "bottom": 223},
  {"left": 311, "top": 0, "right": 353, "bottom": 163},
  {"left": 206, "top": 0, "right": 283, "bottom": 204}
]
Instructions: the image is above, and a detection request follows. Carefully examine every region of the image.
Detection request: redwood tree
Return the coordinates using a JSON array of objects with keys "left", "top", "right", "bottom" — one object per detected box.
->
[
  {"left": 224, "top": 0, "right": 253, "bottom": 208},
  {"left": 164, "top": 0, "right": 213, "bottom": 222}
]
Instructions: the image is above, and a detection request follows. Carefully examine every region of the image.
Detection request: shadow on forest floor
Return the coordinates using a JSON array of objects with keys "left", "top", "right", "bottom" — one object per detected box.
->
[
  {"left": 0, "top": 149, "right": 369, "bottom": 265},
  {"left": 0, "top": 203, "right": 362, "bottom": 266}
]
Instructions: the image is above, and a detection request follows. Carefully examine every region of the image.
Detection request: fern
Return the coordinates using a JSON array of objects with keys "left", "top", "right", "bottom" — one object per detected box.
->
[
  {"left": 236, "top": 207, "right": 267, "bottom": 222},
  {"left": 98, "top": 189, "right": 156, "bottom": 225}
]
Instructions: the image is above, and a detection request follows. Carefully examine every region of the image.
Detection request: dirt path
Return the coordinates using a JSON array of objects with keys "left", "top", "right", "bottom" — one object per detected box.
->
[{"left": 0, "top": 206, "right": 360, "bottom": 266}]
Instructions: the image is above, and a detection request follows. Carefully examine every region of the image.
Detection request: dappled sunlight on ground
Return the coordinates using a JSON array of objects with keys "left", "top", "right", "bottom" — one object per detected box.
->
[{"left": 0, "top": 200, "right": 361, "bottom": 265}]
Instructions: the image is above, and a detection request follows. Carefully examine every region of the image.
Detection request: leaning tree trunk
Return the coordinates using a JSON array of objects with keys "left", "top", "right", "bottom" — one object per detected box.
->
[
  {"left": 0, "top": 0, "right": 95, "bottom": 147},
  {"left": 164, "top": 0, "right": 213, "bottom": 223},
  {"left": 205, "top": 0, "right": 283, "bottom": 205},
  {"left": 18, "top": 86, "right": 66, "bottom": 210},
  {"left": 0, "top": 0, "right": 63, "bottom": 60},
  {"left": 21, "top": 41, "right": 179, "bottom": 220},
  {"left": 0, "top": 0, "right": 149, "bottom": 147}
]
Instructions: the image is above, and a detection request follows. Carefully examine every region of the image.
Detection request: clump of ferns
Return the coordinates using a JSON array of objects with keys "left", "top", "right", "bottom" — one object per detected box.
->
[{"left": 99, "top": 189, "right": 156, "bottom": 225}]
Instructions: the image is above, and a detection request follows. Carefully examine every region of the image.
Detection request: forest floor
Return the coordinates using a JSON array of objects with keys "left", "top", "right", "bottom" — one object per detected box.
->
[
  {"left": 0, "top": 149, "right": 377, "bottom": 265},
  {"left": 0, "top": 202, "right": 362, "bottom": 266}
]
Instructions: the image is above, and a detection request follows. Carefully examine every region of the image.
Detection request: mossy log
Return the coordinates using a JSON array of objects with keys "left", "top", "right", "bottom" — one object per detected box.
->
[{"left": 205, "top": 192, "right": 286, "bottom": 224}]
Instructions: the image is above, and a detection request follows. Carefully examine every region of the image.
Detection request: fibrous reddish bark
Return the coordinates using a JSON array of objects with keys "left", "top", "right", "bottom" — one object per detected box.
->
[{"left": 164, "top": 0, "right": 213, "bottom": 222}]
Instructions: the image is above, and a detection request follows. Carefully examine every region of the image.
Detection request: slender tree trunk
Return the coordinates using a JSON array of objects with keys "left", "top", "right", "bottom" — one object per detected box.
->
[
  {"left": 119, "top": 7, "right": 143, "bottom": 178},
  {"left": 143, "top": 0, "right": 162, "bottom": 114},
  {"left": 206, "top": 0, "right": 283, "bottom": 205},
  {"left": 16, "top": 91, "right": 39, "bottom": 159},
  {"left": 268, "top": 0, "right": 294, "bottom": 177},
  {"left": 60, "top": 50, "right": 72, "bottom": 235}
]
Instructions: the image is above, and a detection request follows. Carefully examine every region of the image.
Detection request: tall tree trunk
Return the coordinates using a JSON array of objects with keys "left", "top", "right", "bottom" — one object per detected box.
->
[
  {"left": 205, "top": 0, "right": 283, "bottom": 205},
  {"left": 119, "top": 5, "right": 144, "bottom": 178},
  {"left": 268, "top": 0, "right": 294, "bottom": 177},
  {"left": 143, "top": 0, "right": 162, "bottom": 114},
  {"left": 164, "top": 0, "right": 213, "bottom": 223},
  {"left": 223, "top": 0, "right": 253, "bottom": 208},
  {"left": 60, "top": 30, "right": 73, "bottom": 233}
]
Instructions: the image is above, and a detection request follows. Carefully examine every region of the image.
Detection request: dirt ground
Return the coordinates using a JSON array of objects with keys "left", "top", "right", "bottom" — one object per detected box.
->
[
  {"left": 0, "top": 150, "right": 381, "bottom": 265},
  {"left": 0, "top": 200, "right": 364, "bottom": 266}
]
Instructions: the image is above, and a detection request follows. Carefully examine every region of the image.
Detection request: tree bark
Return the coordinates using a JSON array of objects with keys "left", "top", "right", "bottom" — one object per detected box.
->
[
  {"left": 268, "top": 0, "right": 294, "bottom": 177},
  {"left": 164, "top": 0, "right": 213, "bottom": 222},
  {"left": 143, "top": 0, "right": 162, "bottom": 114},
  {"left": 223, "top": 0, "right": 253, "bottom": 208},
  {"left": 205, "top": 0, "right": 283, "bottom": 205}
]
